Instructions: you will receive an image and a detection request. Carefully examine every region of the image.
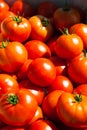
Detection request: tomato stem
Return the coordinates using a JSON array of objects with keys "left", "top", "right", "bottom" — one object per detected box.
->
[
  {"left": 7, "top": 94, "right": 18, "bottom": 105},
  {"left": 74, "top": 93, "right": 82, "bottom": 102},
  {"left": 13, "top": 16, "right": 22, "bottom": 24},
  {"left": 0, "top": 41, "right": 9, "bottom": 48},
  {"left": 41, "top": 18, "right": 49, "bottom": 27}
]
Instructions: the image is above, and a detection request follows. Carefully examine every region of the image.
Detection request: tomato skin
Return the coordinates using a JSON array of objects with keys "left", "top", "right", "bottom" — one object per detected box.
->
[
  {"left": 0, "top": 41, "right": 28, "bottom": 73},
  {"left": 69, "top": 23, "right": 87, "bottom": 49},
  {"left": 27, "top": 58, "right": 56, "bottom": 87},
  {"left": 48, "top": 75, "right": 73, "bottom": 93},
  {"left": 0, "top": 0, "right": 9, "bottom": 12},
  {"left": 28, "top": 119, "right": 58, "bottom": 130},
  {"left": 1, "top": 15, "right": 31, "bottom": 42},
  {"left": 0, "top": 88, "right": 38, "bottom": 126},
  {"left": 0, "top": 74, "right": 19, "bottom": 95},
  {"left": 53, "top": 7, "right": 80, "bottom": 29},
  {"left": 24, "top": 40, "right": 51, "bottom": 59},
  {"left": 54, "top": 33, "right": 83, "bottom": 59},
  {"left": 57, "top": 92, "right": 87, "bottom": 128},
  {"left": 28, "top": 15, "right": 54, "bottom": 42}
]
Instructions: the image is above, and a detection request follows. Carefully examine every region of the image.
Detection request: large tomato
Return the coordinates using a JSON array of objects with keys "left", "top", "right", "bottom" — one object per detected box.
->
[
  {"left": 0, "top": 0, "right": 9, "bottom": 12},
  {"left": 28, "top": 15, "right": 54, "bottom": 42},
  {"left": 54, "top": 30, "right": 83, "bottom": 59},
  {"left": 0, "top": 88, "right": 38, "bottom": 126},
  {"left": 0, "top": 73, "right": 19, "bottom": 94},
  {"left": 1, "top": 15, "right": 31, "bottom": 42},
  {"left": 0, "top": 41, "right": 28, "bottom": 73},
  {"left": 57, "top": 92, "right": 87, "bottom": 128},
  {"left": 27, "top": 58, "right": 56, "bottom": 87},
  {"left": 69, "top": 23, "right": 87, "bottom": 49}
]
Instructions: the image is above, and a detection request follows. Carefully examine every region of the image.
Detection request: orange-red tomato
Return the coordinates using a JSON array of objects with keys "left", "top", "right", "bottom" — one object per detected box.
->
[{"left": 0, "top": 0, "right": 9, "bottom": 12}]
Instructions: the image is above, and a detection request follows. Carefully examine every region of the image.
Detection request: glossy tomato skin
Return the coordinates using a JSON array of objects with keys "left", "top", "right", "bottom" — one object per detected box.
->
[
  {"left": 0, "top": 74, "right": 19, "bottom": 95},
  {"left": 53, "top": 7, "right": 80, "bottom": 29},
  {"left": 27, "top": 58, "right": 56, "bottom": 87},
  {"left": 0, "top": 0, "right": 9, "bottom": 12},
  {"left": 54, "top": 33, "right": 83, "bottom": 59},
  {"left": 1, "top": 15, "right": 31, "bottom": 42},
  {"left": 24, "top": 40, "right": 51, "bottom": 59},
  {"left": 0, "top": 41, "right": 28, "bottom": 73},
  {"left": 69, "top": 23, "right": 87, "bottom": 49},
  {"left": 28, "top": 119, "right": 58, "bottom": 130},
  {"left": 0, "top": 88, "right": 38, "bottom": 126},
  {"left": 28, "top": 15, "right": 54, "bottom": 42}
]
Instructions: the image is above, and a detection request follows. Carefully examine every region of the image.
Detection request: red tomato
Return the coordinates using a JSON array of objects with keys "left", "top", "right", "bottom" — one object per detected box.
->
[
  {"left": 48, "top": 75, "right": 73, "bottom": 93},
  {"left": 0, "top": 73, "right": 19, "bottom": 94},
  {"left": 0, "top": 41, "right": 28, "bottom": 73},
  {"left": 28, "top": 119, "right": 58, "bottom": 130},
  {"left": 37, "top": 1, "right": 57, "bottom": 18},
  {"left": 24, "top": 40, "right": 51, "bottom": 59},
  {"left": 27, "top": 58, "right": 56, "bottom": 87},
  {"left": 28, "top": 15, "right": 54, "bottom": 42},
  {"left": 54, "top": 31, "right": 83, "bottom": 59},
  {"left": 53, "top": 6, "right": 81, "bottom": 29},
  {"left": 42, "top": 90, "right": 64, "bottom": 122},
  {"left": 1, "top": 15, "right": 31, "bottom": 42},
  {"left": 19, "top": 79, "right": 45, "bottom": 105},
  {"left": 10, "top": 0, "right": 34, "bottom": 18},
  {"left": 0, "top": 88, "right": 38, "bottom": 126},
  {"left": 69, "top": 23, "right": 87, "bottom": 49},
  {"left": 0, "top": 0, "right": 9, "bottom": 11}
]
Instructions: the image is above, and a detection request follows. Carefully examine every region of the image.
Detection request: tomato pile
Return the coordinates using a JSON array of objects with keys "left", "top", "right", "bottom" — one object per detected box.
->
[{"left": 0, "top": 0, "right": 87, "bottom": 130}]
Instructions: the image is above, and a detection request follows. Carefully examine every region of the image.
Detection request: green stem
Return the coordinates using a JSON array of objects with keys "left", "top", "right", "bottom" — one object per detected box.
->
[
  {"left": 74, "top": 93, "right": 82, "bottom": 102},
  {"left": 41, "top": 18, "right": 49, "bottom": 27},
  {"left": 7, "top": 94, "right": 18, "bottom": 105},
  {"left": 13, "top": 15, "right": 22, "bottom": 24},
  {"left": 0, "top": 41, "right": 9, "bottom": 48}
]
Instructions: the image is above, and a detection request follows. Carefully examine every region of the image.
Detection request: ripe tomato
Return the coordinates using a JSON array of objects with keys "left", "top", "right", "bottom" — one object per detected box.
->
[
  {"left": 10, "top": 0, "right": 34, "bottom": 18},
  {"left": 69, "top": 23, "right": 87, "bottom": 49},
  {"left": 19, "top": 79, "right": 45, "bottom": 105},
  {"left": 54, "top": 30, "right": 83, "bottom": 59},
  {"left": 0, "top": 41, "right": 28, "bottom": 73},
  {"left": 0, "top": 73, "right": 19, "bottom": 95},
  {"left": 42, "top": 90, "right": 64, "bottom": 122},
  {"left": 53, "top": 6, "right": 81, "bottom": 29},
  {"left": 28, "top": 119, "right": 57, "bottom": 130},
  {"left": 0, "top": 0, "right": 9, "bottom": 12},
  {"left": 27, "top": 58, "right": 56, "bottom": 87},
  {"left": 24, "top": 40, "right": 51, "bottom": 59},
  {"left": 28, "top": 15, "right": 54, "bottom": 42},
  {"left": 57, "top": 92, "right": 87, "bottom": 128},
  {"left": 1, "top": 15, "right": 31, "bottom": 42},
  {"left": 48, "top": 75, "right": 73, "bottom": 93},
  {"left": 0, "top": 88, "right": 38, "bottom": 126},
  {"left": 37, "top": 1, "right": 57, "bottom": 18}
]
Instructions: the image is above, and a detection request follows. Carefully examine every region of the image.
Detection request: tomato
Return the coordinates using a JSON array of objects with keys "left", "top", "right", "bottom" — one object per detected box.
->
[
  {"left": 0, "top": 73, "right": 19, "bottom": 95},
  {"left": 28, "top": 15, "right": 54, "bottom": 42},
  {"left": 1, "top": 125, "right": 26, "bottom": 130},
  {"left": 24, "top": 40, "right": 51, "bottom": 59},
  {"left": 0, "top": 41, "right": 28, "bottom": 73},
  {"left": 48, "top": 75, "right": 73, "bottom": 93},
  {"left": 42, "top": 90, "right": 64, "bottom": 122},
  {"left": 57, "top": 92, "right": 87, "bottom": 128},
  {"left": 37, "top": 1, "right": 57, "bottom": 18},
  {"left": 19, "top": 79, "right": 45, "bottom": 105},
  {"left": 10, "top": 0, "right": 34, "bottom": 18},
  {"left": 53, "top": 6, "right": 81, "bottom": 30},
  {"left": 0, "top": 0, "right": 9, "bottom": 12},
  {"left": 54, "top": 30, "right": 83, "bottom": 59},
  {"left": 0, "top": 88, "right": 38, "bottom": 126},
  {"left": 27, "top": 58, "right": 56, "bottom": 87},
  {"left": 28, "top": 119, "right": 58, "bottom": 130},
  {"left": 69, "top": 23, "right": 87, "bottom": 49},
  {"left": 1, "top": 15, "right": 31, "bottom": 42},
  {"left": 74, "top": 84, "right": 87, "bottom": 97}
]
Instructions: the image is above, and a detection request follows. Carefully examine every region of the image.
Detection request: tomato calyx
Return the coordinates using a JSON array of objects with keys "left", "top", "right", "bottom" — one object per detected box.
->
[
  {"left": 7, "top": 94, "right": 18, "bottom": 105},
  {"left": 41, "top": 18, "right": 49, "bottom": 27},
  {"left": 59, "top": 28, "right": 69, "bottom": 35},
  {"left": 13, "top": 15, "right": 22, "bottom": 24},
  {"left": 74, "top": 93, "right": 82, "bottom": 103},
  {"left": 0, "top": 41, "right": 9, "bottom": 48}
]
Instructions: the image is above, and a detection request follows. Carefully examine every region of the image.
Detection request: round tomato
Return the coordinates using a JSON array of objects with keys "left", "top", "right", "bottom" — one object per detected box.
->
[
  {"left": 28, "top": 119, "right": 57, "bottom": 130},
  {"left": 28, "top": 15, "right": 54, "bottom": 42},
  {"left": 57, "top": 92, "right": 87, "bottom": 128},
  {"left": 27, "top": 58, "right": 56, "bottom": 87},
  {"left": 54, "top": 30, "right": 83, "bottom": 59},
  {"left": 69, "top": 23, "right": 87, "bottom": 49},
  {"left": 1, "top": 15, "right": 31, "bottom": 42},
  {"left": 0, "top": 0, "right": 9, "bottom": 12},
  {"left": 24, "top": 40, "right": 51, "bottom": 59},
  {"left": 53, "top": 6, "right": 81, "bottom": 29},
  {"left": 0, "top": 41, "right": 28, "bottom": 73},
  {"left": 0, "top": 88, "right": 38, "bottom": 126}
]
